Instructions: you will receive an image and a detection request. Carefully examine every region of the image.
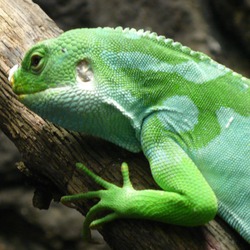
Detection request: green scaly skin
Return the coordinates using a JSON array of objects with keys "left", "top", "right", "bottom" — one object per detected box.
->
[{"left": 9, "top": 27, "right": 250, "bottom": 242}]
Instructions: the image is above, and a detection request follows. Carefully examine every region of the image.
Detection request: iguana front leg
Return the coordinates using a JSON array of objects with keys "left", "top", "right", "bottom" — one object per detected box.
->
[
  {"left": 61, "top": 113, "right": 218, "bottom": 239},
  {"left": 140, "top": 113, "right": 218, "bottom": 224}
]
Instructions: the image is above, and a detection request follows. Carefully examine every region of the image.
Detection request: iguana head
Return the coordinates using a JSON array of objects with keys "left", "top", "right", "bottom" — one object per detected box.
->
[
  {"left": 10, "top": 35, "right": 82, "bottom": 98},
  {"left": 9, "top": 31, "right": 102, "bottom": 132},
  {"left": 9, "top": 30, "right": 101, "bottom": 112}
]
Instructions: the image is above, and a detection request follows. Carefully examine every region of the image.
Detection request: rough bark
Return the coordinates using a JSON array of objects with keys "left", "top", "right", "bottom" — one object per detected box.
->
[{"left": 0, "top": 0, "right": 248, "bottom": 249}]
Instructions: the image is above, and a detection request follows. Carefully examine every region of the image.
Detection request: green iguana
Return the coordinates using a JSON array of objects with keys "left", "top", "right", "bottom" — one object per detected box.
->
[{"left": 9, "top": 27, "right": 250, "bottom": 242}]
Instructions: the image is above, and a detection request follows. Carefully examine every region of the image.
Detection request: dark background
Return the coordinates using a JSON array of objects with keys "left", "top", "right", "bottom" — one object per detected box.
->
[{"left": 0, "top": 0, "right": 249, "bottom": 249}]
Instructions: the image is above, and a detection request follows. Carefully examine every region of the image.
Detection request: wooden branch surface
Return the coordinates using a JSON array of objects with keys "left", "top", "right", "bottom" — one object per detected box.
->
[{"left": 0, "top": 0, "right": 248, "bottom": 249}]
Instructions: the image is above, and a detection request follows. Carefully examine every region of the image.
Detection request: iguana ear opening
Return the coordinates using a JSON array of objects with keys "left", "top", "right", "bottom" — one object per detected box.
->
[
  {"left": 76, "top": 60, "right": 93, "bottom": 82},
  {"left": 75, "top": 60, "right": 96, "bottom": 91}
]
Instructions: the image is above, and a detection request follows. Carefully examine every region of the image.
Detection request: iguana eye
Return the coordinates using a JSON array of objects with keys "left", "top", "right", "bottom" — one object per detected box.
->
[{"left": 30, "top": 54, "right": 43, "bottom": 72}]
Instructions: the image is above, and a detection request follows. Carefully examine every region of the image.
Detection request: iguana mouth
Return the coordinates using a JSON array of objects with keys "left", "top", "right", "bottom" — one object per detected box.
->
[{"left": 8, "top": 64, "right": 48, "bottom": 96}]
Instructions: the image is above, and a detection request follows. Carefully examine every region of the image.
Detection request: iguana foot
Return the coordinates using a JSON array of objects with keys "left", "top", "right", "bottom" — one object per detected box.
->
[{"left": 61, "top": 162, "right": 134, "bottom": 240}]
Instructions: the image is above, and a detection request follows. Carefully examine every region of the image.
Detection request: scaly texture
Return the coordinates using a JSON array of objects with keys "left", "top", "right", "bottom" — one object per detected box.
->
[{"left": 10, "top": 27, "right": 250, "bottom": 242}]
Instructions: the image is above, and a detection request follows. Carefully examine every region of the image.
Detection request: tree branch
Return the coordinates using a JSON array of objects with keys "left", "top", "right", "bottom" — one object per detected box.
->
[{"left": 0, "top": 0, "right": 248, "bottom": 249}]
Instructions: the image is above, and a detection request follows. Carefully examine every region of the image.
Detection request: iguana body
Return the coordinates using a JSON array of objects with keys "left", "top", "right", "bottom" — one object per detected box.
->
[{"left": 10, "top": 27, "right": 250, "bottom": 242}]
